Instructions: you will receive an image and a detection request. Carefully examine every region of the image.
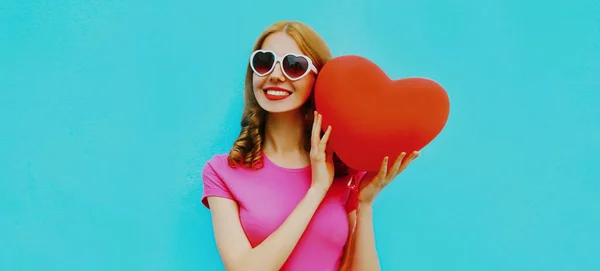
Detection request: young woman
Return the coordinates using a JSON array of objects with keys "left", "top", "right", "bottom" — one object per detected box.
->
[{"left": 201, "top": 20, "right": 419, "bottom": 271}]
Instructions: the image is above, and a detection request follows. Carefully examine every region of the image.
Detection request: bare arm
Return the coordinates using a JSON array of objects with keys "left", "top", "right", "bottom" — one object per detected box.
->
[
  {"left": 347, "top": 203, "right": 381, "bottom": 271},
  {"left": 343, "top": 151, "right": 419, "bottom": 270},
  {"left": 207, "top": 112, "right": 335, "bottom": 271},
  {"left": 207, "top": 186, "right": 328, "bottom": 271}
]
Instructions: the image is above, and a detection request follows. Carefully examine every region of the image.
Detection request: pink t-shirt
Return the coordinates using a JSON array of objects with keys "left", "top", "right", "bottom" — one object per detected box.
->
[{"left": 201, "top": 153, "right": 364, "bottom": 271}]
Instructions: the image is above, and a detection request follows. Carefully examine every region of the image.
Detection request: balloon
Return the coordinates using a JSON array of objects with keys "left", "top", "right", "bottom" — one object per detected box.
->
[{"left": 314, "top": 55, "right": 450, "bottom": 172}]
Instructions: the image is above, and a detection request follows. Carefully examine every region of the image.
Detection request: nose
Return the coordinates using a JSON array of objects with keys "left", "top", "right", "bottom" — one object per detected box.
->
[{"left": 269, "top": 62, "right": 286, "bottom": 82}]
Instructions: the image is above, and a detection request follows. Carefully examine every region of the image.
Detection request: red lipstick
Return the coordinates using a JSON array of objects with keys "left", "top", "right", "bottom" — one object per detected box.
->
[{"left": 263, "top": 86, "right": 292, "bottom": 101}]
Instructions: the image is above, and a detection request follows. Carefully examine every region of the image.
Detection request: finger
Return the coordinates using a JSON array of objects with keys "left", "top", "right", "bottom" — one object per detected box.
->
[
  {"left": 315, "top": 113, "right": 323, "bottom": 147},
  {"left": 388, "top": 152, "right": 406, "bottom": 178},
  {"left": 381, "top": 153, "right": 405, "bottom": 186},
  {"left": 311, "top": 111, "right": 319, "bottom": 147},
  {"left": 376, "top": 156, "right": 389, "bottom": 184},
  {"left": 316, "top": 113, "right": 322, "bottom": 133},
  {"left": 319, "top": 125, "right": 332, "bottom": 151},
  {"left": 409, "top": 151, "right": 420, "bottom": 162},
  {"left": 400, "top": 151, "right": 419, "bottom": 168}
]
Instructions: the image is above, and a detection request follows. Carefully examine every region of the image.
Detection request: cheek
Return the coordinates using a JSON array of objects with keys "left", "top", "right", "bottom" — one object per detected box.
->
[
  {"left": 292, "top": 77, "right": 315, "bottom": 97},
  {"left": 253, "top": 75, "right": 266, "bottom": 90}
]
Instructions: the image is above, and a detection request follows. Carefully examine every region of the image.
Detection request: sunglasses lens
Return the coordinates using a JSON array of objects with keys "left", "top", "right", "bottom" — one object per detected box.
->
[
  {"left": 283, "top": 55, "right": 309, "bottom": 79},
  {"left": 252, "top": 51, "right": 275, "bottom": 75}
]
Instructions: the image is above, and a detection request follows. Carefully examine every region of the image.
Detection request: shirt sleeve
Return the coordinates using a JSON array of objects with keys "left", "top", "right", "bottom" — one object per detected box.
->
[
  {"left": 201, "top": 156, "right": 234, "bottom": 209},
  {"left": 345, "top": 171, "right": 367, "bottom": 213}
]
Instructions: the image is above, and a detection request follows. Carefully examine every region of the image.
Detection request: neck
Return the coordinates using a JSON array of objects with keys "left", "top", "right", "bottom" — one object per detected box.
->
[{"left": 263, "top": 110, "right": 307, "bottom": 155}]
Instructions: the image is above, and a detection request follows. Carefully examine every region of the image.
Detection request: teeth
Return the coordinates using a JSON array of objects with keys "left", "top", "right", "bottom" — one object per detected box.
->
[{"left": 266, "top": 90, "right": 290, "bottom": 96}]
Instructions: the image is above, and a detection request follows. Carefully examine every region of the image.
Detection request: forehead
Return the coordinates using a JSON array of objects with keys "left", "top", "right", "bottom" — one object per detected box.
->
[{"left": 260, "top": 32, "right": 303, "bottom": 56}]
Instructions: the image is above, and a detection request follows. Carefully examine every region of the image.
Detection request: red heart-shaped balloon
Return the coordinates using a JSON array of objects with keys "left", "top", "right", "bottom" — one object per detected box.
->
[{"left": 314, "top": 55, "right": 450, "bottom": 172}]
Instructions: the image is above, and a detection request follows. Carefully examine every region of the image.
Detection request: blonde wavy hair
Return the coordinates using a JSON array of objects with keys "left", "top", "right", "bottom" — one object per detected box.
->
[{"left": 226, "top": 21, "right": 349, "bottom": 177}]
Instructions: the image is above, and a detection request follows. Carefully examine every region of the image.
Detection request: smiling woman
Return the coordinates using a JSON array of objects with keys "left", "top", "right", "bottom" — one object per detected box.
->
[
  {"left": 249, "top": 31, "right": 322, "bottom": 114},
  {"left": 201, "top": 20, "right": 418, "bottom": 271}
]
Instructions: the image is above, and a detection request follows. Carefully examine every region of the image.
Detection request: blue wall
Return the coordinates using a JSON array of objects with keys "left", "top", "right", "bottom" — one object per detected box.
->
[{"left": 1, "top": 0, "right": 599, "bottom": 270}]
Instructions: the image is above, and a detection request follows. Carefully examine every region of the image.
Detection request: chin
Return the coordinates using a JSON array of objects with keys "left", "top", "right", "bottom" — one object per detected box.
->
[{"left": 258, "top": 101, "right": 304, "bottom": 113}]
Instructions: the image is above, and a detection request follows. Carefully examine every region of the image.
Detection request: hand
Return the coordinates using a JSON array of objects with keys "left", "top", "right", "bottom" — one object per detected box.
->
[
  {"left": 357, "top": 151, "right": 420, "bottom": 204},
  {"left": 309, "top": 111, "right": 335, "bottom": 193}
]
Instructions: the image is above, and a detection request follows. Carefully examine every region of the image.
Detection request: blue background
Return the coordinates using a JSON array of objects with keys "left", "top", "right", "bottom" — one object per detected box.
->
[{"left": 2, "top": 0, "right": 599, "bottom": 270}]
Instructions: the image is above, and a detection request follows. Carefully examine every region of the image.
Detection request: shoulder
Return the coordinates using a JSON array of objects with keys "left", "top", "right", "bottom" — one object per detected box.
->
[
  {"left": 204, "top": 153, "right": 230, "bottom": 170},
  {"left": 201, "top": 154, "right": 231, "bottom": 183},
  {"left": 201, "top": 153, "right": 236, "bottom": 208},
  {"left": 203, "top": 153, "right": 239, "bottom": 174},
  {"left": 201, "top": 153, "right": 255, "bottom": 183}
]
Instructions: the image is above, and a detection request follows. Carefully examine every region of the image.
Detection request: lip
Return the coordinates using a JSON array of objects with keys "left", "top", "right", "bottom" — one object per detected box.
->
[
  {"left": 263, "top": 86, "right": 292, "bottom": 93},
  {"left": 263, "top": 86, "right": 292, "bottom": 101}
]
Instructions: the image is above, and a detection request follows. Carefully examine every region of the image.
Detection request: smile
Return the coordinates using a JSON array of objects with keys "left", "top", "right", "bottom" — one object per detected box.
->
[
  {"left": 263, "top": 87, "right": 292, "bottom": 101},
  {"left": 266, "top": 90, "right": 290, "bottom": 96}
]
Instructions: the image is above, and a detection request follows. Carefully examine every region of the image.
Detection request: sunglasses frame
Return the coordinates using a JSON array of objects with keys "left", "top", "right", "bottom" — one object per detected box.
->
[{"left": 250, "top": 49, "right": 318, "bottom": 81}]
